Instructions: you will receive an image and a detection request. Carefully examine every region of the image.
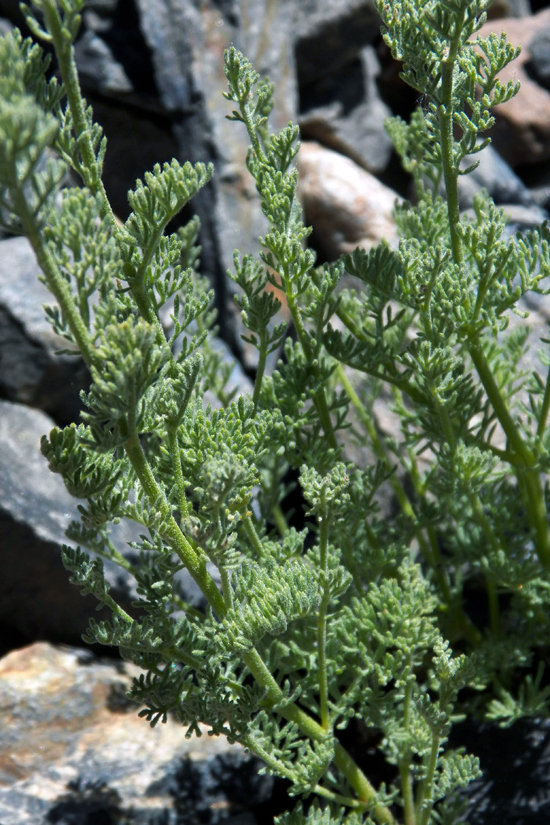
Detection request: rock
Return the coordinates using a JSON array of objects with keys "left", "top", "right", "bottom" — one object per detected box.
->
[
  {"left": 0, "top": 642, "right": 269, "bottom": 824},
  {"left": 458, "top": 143, "right": 533, "bottom": 209},
  {"left": 0, "top": 399, "right": 142, "bottom": 648},
  {"left": 501, "top": 203, "right": 549, "bottom": 233},
  {"left": 526, "top": 25, "right": 550, "bottom": 90},
  {"left": 451, "top": 716, "right": 550, "bottom": 824},
  {"left": 298, "top": 45, "right": 394, "bottom": 175},
  {"left": 486, "top": 0, "right": 532, "bottom": 17},
  {"left": 130, "top": 0, "right": 301, "bottom": 356},
  {"left": 0, "top": 236, "right": 89, "bottom": 426},
  {"left": 296, "top": 141, "right": 399, "bottom": 260},
  {"left": 74, "top": 29, "right": 133, "bottom": 98},
  {"left": 477, "top": 9, "right": 550, "bottom": 167},
  {"left": 0, "top": 398, "right": 209, "bottom": 650},
  {"left": 294, "top": 0, "right": 381, "bottom": 87}
]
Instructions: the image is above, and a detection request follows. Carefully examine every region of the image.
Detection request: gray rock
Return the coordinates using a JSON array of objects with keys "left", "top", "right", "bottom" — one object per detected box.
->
[
  {"left": 0, "top": 399, "right": 138, "bottom": 646},
  {"left": 0, "top": 397, "right": 214, "bottom": 647},
  {"left": 528, "top": 26, "right": 550, "bottom": 90},
  {"left": 487, "top": 0, "right": 532, "bottom": 16},
  {"left": 458, "top": 143, "right": 533, "bottom": 209},
  {"left": 0, "top": 642, "right": 269, "bottom": 824},
  {"left": 74, "top": 29, "right": 133, "bottom": 98},
  {"left": 0, "top": 236, "right": 89, "bottom": 426},
  {"left": 294, "top": 0, "right": 381, "bottom": 86},
  {"left": 298, "top": 45, "right": 393, "bottom": 174}
]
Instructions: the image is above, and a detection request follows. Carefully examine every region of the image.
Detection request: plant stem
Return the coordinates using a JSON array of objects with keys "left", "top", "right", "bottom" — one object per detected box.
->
[
  {"left": 242, "top": 647, "right": 396, "bottom": 824},
  {"left": 253, "top": 331, "right": 268, "bottom": 409},
  {"left": 438, "top": 30, "right": 464, "bottom": 269},
  {"left": 286, "top": 290, "right": 338, "bottom": 450},
  {"left": 317, "top": 493, "right": 330, "bottom": 731},
  {"left": 468, "top": 341, "right": 550, "bottom": 567},
  {"left": 124, "top": 428, "right": 226, "bottom": 615},
  {"left": 272, "top": 503, "right": 288, "bottom": 535},
  {"left": 242, "top": 514, "right": 265, "bottom": 559},
  {"left": 220, "top": 566, "right": 234, "bottom": 610},
  {"left": 167, "top": 423, "right": 190, "bottom": 519},
  {"left": 416, "top": 732, "right": 440, "bottom": 825},
  {"left": 400, "top": 673, "right": 415, "bottom": 825},
  {"left": 42, "top": 0, "right": 115, "bottom": 226},
  {"left": 14, "top": 190, "right": 97, "bottom": 367},
  {"left": 537, "top": 361, "right": 550, "bottom": 439}
]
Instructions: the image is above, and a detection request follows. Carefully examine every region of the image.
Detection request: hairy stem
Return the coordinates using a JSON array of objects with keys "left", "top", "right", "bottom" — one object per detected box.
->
[
  {"left": 124, "top": 428, "right": 226, "bottom": 615},
  {"left": 42, "top": 0, "right": 115, "bottom": 225},
  {"left": 317, "top": 492, "right": 330, "bottom": 731}
]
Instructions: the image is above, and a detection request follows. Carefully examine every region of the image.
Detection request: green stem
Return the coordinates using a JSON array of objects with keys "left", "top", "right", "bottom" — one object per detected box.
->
[
  {"left": 242, "top": 648, "right": 396, "bottom": 824},
  {"left": 399, "top": 675, "right": 415, "bottom": 825},
  {"left": 42, "top": 0, "right": 115, "bottom": 225},
  {"left": 167, "top": 423, "right": 189, "bottom": 519},
  {"left": 400, "top": 763, "right": 415, "bottom": 825},
  {"left": 14, "top": 190, "right": 96, "bottom": 367},
  {"left": 124, "top": 429, "right": 226, "bottom": 616},
  {"left": 537, "top": 361, "right": 550, "bottom": 439},
  {"left": 242, "top": 514, "right": 265, "bottom": 559},
  {"left": 253, "top": 331, "right": 268, "bottom": 409},
  {"left": 468, "top": 341, "right": 550, "bottom": 567},
  {"left": 439, "top": 46, "right": 464, "bottom": 269},
  {"left": 286, "top": 290, "right": 338, "bottom": 450},
  {"left": 317, "top": 493, "right": 330, "bottom": 731},
  {"left": 220, "top": 566, "right": 234, "bottom": 610},
  {"left": 416, "top": 733, "right": 441, "bottom": 825},
  {"left": 272, "top": 503, "right": 288, "bottom": 536}
]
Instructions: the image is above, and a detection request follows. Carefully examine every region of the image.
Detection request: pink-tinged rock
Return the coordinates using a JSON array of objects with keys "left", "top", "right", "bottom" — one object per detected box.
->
[
  {"left": 0, "top": 643, "right": 266, "bottom": 824},
  {"left": 296, "top": 141, "right": 399, "bottom": 259},
  {"left": 477, "top": 8, "right": 550, "bottom": 166}
]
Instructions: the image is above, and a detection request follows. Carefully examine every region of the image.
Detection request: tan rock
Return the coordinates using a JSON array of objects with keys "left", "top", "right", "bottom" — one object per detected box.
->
[
  {"left": 296, "top": 141, "right": 400, "bottom": 260},
  {"left": 477, "top": 8, "right": 550, "bottom": 166},
  {"left": 0, "top": 643, "right": 263, "bottom": 823}
]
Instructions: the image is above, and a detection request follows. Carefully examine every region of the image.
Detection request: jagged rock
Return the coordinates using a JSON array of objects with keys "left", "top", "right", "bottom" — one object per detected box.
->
[
  {"left": 458, "top": 143, "right": 533, "bottom": 209},
  {"left": 0, "top": 236, "right": 89, "bottom": 426},
  {"left": 0, "top": 399, "right": 141, "bottom": 648},
  {"left": 487, "top": 0, "right": 532, "bottom": 17},
  {"left": 478, "top": 8, "right": 550, "bottom": 167},
  {"left": 298, "top": 45, "right": 394, "bottom": 175},
  {"left": 0, "top": 398, "right": 211, "bottom": 650},
  {"left": 294, "top": 0, "right": 381, "bottom": 87},
  {"left": 296, "top": 141, "right": 399, "bottom": 260},
  {"left": 0, "top": 642, "right": 269, "bottom": 824},
  {"left": 74, "top": 29, "right": 133, "bottom": 98},
  {"left": 526, "top": 23, "right": 550, "bottom": 90}
]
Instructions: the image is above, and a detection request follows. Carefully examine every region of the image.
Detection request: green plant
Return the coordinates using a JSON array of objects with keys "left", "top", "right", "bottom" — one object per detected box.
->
[{"left": 2, "top": 0, "right": 550, "bottom": 823}]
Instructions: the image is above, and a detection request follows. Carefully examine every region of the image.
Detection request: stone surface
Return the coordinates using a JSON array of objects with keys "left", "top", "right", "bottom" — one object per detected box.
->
[
  {"left": 526, "top": 25, "right": 550, "bottom": 90},
  {"left": 487, "top": 0, "right": 532, "bottom": 17},
  {"left": 0, "top": 642, "right": 269, "bottom": 824},
  {"left": 478, "top": 8, "right": 550, "bottom": 167},
  {"left": 298, "top": 45, "right": 394, "bottom": 175},
  {"left": 0, "top": 236, "right": 89, "bottom": 426},
  {"left": 0, "top": 399, "right": 141, "bottom": 648},
  {"left": 458, "top": 143, "right": 533, "bottom": 208},
  {"left": 296, "top": 141, "right": 399, "bottom": 260},
  {"left": 294, "top": 0, "right": 381, "bottom": 87}
]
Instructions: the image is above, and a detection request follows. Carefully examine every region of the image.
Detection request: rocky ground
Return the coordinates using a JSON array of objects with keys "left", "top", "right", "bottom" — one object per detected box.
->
[{"left": 2, "top": 0, "right": 550, "bottom": 822}]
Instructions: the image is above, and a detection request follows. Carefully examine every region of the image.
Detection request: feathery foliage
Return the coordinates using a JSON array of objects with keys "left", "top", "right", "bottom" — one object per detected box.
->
[{"left": 3, "top": 1, "right": 550, "bottom": 823}]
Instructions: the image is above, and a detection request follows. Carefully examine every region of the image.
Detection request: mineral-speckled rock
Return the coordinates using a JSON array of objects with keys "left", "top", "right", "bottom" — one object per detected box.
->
[
  {"left": 0, "top": 642, "right": 270, "bottom": 824},
  {"left": 296, "top": 140, "right": 399, "bottom": 259},
  {"left": 0, "top": 236, "right": 89, "bottom": 426}
]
